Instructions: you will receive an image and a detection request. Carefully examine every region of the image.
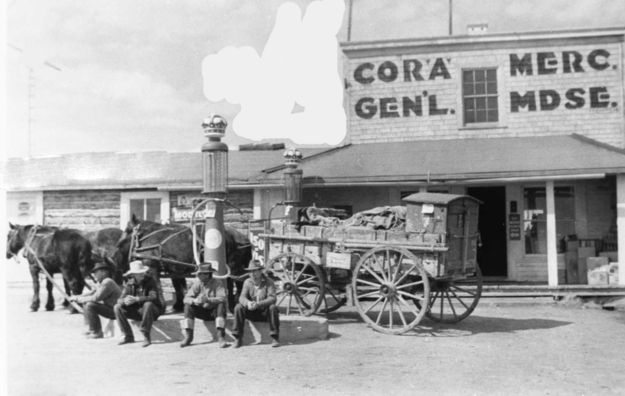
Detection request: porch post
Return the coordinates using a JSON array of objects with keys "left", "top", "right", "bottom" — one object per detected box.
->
[
  {"left": 546, "top": 181, "right": 558, "bottom": 286},
  {"left": 253, "top": 189, "right": 262, "bottom": 219},
  {"left": 617, "top": 174, "right": 625, "bottom": 286}
]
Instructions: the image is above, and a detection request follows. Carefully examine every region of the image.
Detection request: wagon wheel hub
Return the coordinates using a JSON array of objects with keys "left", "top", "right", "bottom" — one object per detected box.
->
[
  {"left": 379, "top": 283, "right": 396, "bottom": 298},
  {"left": 283, "top": 282, "right": 295, "bottom": 293}
]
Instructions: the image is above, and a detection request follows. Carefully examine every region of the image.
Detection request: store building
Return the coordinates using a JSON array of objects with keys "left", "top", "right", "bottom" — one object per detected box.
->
[
  {"left": 255, "top": 27, "right": 625, "bottom": 287},
  {"left": 3, "top": 27, "right": 625, "bottom": 287}
]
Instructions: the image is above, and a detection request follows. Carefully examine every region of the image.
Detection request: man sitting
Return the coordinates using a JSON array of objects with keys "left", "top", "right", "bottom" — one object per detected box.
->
[
  {"left": 70, "top": 261, "right": 121, "bottom": 339},
  {"left": 180, "top": 262, "right": 228, "bottom": 348},
  {"left": 114, "top": 260, "right": 165, "bottom": 347},
  {"left": 232, "top": 259, "right": 280, "bottom": 348}
]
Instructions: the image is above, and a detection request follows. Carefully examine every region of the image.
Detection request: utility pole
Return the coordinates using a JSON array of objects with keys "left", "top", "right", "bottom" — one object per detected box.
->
[
  {"left": 8, "top": 44, "right": 61, "bottom": 157},
  {"left": 347, "top": 0, "right": 354, "bottom": 41},
  {"left": 448, "top": 0, "right": 453, "bottom": 36}
]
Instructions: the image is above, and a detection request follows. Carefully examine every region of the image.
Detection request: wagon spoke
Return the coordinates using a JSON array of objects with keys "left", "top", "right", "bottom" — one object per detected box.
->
[
  {"left": 397, "top": 294, "right": 420, "bottom": 317},
  {"left": 441, "top": 291, "right": 455, "bottom": 319},
  {"left": 449, "top": 284, "right": 478, "bottom": 296},
  {"left": 439, "top": 291, "right": 444, "bottom": 317},
  {"left": 363, "top": 295, "right": 384, "bottom": 314},
  {"left": 396, "top": 301, "right": 408, "bottom": 327},
  {"left": 277, "top": 294, "right": 287, "bottom": 307},
  {"left": 375, "top": 298, "right": 389, "bottom": 326},
  {"left": 293, "top": 262, "right": 309, "bottom": 284},
  {"left": 356, "top": 278, "right": 381, "bottom": 288},
  {"left": 388, "top": 299, "right": 394, "bottom": 329},
  {"left": 356, "top": 290, "right": 379, "bottom": 299},
  {"left": 395, "top": 263, "right": 419, "bottom": 285},
  {"left": 297, "top": 285, "right": 320, "bottom": 292},
  {"left": 357, "top": 285, "right": 380, "bottom": 292},
  {"left": 296, "top": 274, "right": 317, "bottom": 286},
  {"left": 448, "top": 288, "right": 471, "bottom": 310},
  {"left": 428, "top": 290, "right": 440, "bottom": 309},
  {"left": 391, "top": 253, "right": 404, "bottom": 283},
  {"left": 371, "top": 254, "right": 388, "bottom": 282},
  {"left": 397, "top": 289, "right": 425, "bottom": 302},
  {"left": 396, "top": 279, "right": 425, "bottom": 290},
  {"left": 386, "top": 250, "right": 392, "bottom": 283},
  {"left": 294, "top": 295, "right": 304, "bottom": 316},
  {"left": 286, "top": 294, "right": 292, "bottom": 315},
  {"left": 362, "top": 262, "right": 386, "bottom": 285}
]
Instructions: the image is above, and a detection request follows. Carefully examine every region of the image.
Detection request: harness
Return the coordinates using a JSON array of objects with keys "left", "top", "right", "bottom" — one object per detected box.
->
[{"left": 129, "top": 225, "right": 200, "bottom": 272}]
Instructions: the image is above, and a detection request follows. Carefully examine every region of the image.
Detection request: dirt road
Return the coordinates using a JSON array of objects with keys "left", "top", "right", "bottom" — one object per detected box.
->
[{"left": 5, "top": 281, "right": 625, "bottom": 396}]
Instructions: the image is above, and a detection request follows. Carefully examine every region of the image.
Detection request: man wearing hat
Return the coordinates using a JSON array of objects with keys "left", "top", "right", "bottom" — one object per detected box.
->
[
  {"left": 114, "top": 260, "right": 165, "bottom": 347},
  {"left": 180, "top": 261, "right": 228, "bottom": 348},
  {"left": 232, "top": 259, "right": 280, "bottom": 348},
  {"left": 70, "top": 261, "right": 121, "bottom": 339}
]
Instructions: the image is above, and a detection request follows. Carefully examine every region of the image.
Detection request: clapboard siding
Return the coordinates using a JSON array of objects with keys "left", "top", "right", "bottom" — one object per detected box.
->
[{"left": 44, "top": 190, "right": 121, "bottom": 231}]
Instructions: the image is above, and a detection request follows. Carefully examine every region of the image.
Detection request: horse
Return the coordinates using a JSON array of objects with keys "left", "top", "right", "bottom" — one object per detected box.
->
[
  {"left": 84, "top": 227, "right": 129, "bottom": 284},
  {"left": 119, "top": 215, "right": 251, "bottom": 312},
  {"left": 6, "top": 223, "right": 93, "bottom": 313}
]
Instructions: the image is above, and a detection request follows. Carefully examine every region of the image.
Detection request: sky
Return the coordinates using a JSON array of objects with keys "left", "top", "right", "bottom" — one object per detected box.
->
[{"left": 3, "top": 0, "right": 625, "bottom": 160}]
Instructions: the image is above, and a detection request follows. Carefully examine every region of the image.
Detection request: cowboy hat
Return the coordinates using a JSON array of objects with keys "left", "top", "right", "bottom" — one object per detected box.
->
[
  {"left": 193, "top": 262, "right": 217, "bottom": 275},
  {"left": 124, "top": 260, "right": 149, "bottom": 276},
  {"left": 244, "top": 259, "right": 264, "bottom": 271},
  {"left": 91, "top": 262, "right": 112, "bottom": 273}
]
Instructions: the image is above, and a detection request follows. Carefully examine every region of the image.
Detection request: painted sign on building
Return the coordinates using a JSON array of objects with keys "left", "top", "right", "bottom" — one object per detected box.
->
[{"left": 344, "top": 36, "right": 624, "bottom": 146}]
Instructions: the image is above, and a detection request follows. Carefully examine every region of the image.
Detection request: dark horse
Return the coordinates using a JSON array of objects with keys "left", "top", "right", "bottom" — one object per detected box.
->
[
  {"left": 6, "top": 223, "right": 93, "bottom": 313},
  {"left": 119, "top": 215, "right": 251, "bottom": 312},
  {"left": 84, "top": 227, "right": 129, "bottom": 284}
]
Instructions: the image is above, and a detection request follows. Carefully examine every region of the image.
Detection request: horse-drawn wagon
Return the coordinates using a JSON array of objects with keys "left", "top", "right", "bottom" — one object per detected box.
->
[{"left": 258, "top": 192, "right": 484, "bottom": 334}]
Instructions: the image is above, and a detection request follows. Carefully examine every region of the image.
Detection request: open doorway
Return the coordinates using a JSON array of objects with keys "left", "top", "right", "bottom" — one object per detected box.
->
[{"left": 467, "top": 186, "right": 507, "bottom": 277}]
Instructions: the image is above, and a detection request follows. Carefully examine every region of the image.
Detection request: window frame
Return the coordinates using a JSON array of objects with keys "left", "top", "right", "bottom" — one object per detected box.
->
[
  {"left": 120, "top": 191, "right": 170, "bottom": 226},
  {"left": 461, "top": 67, "right": 499, "bottom": 126}
]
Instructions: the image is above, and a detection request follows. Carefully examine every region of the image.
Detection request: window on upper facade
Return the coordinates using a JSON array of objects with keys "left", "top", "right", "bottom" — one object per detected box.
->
[
  {"left": 462, "top": 68, "right": 498, "bottom": 124},
  {"left": 523, "top": 187, "right": 575, "bottom": 254}
]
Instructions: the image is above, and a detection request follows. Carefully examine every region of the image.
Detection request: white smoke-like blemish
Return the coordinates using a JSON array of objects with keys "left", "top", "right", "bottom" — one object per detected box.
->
[{"left": 202, "top": 0, "right": 346, "bottom": 145}]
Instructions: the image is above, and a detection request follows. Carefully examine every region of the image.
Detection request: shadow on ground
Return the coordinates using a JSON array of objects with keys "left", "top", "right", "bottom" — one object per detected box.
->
[{"left": 323, "top": 310, "right": 572, "bottom": 337}]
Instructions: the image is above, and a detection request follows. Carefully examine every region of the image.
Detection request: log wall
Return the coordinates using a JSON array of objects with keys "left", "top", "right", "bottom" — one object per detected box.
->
[{"left": 44, "top": 190, "right": 122, "bottom": 231}]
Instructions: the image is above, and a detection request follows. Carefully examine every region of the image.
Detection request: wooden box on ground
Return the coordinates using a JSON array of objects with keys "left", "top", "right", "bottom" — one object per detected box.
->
[
  {"left": 112, "top": 315, "right": 328, "bottom": 345},
  {"left": 587, "top": 256, "right": 610, "bottom": 286}
]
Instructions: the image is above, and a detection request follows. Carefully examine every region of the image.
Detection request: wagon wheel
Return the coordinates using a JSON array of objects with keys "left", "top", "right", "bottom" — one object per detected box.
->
[
  {"left": 267, "top": 252, "right": 326, "bottom": 317},
  {"left": 319, "top": 287, "right": 347, "bottom": 314},
  {"left": 352, "top": 246, "right": 430, "bottom": 335},
  {"left": 425, "top": 266, "right": 483, "bottom": 323}
]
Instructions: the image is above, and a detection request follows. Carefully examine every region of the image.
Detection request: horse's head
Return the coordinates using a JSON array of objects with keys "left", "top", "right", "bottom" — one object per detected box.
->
[
  {"left": 6, "top": 223, "right": 29, "bottom": 259},
  {"left": 117, "top": 213, "right": 142, "bottom": 247}
]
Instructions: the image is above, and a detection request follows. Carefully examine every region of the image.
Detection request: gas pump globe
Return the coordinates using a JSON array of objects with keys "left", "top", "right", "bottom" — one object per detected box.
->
[{"left": 283, "top": 147, "right": 303, "bottom": 205}]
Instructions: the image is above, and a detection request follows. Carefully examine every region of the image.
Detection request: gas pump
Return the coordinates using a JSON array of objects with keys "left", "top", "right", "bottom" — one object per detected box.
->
[
  {"left": 190, "top": 114, "right": 230, "bottom": 280},
  {"left": 267, "top": 147, "right": 304, "bottom": 224}
]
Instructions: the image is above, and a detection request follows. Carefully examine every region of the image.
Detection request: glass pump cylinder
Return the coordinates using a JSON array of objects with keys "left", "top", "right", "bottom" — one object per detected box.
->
[
  {"left": 284, "top": 167, "right": 303, "bottom": 205},
  {"left": 201, "top": 142, "right": 228, "bottom": 194}
]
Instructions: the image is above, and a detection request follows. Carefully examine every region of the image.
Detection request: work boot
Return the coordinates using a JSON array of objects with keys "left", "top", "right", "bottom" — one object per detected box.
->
[
  {"left": 271, "top": 336, "right": 280, "bottom": 348},
  {"left": 217, "top": 329, "right": 228, "bottom": 348},
  {"left": 118, "top": 337, "right": 134, "bottom": 345},
  {"left": 180, "top": 329, "right": 194, "bottom": 348},
  {"left": 233, "top": 337, "right": 242, "bottom": 349},
  {"left": 142, "top": 332, "right": 151, "bottom": 348},
  {"left": 86, "top": 331, "right": 103, "bottom": 339}
]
